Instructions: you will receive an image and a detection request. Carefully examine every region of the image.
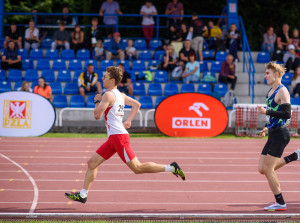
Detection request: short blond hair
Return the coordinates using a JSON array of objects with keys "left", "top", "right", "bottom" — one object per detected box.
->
[
  {"left": 106, "top": 66, "right": 123, "bottom": 85},
  {"left": 265, "top": 61, "right": 286, "bottom": 78}
]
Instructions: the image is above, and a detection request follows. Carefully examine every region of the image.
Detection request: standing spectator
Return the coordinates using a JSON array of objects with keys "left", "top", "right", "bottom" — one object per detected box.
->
[
  {"left": 165, "top": 0, "right": 184, "bottom": 28},
  {"left": 57, "top": 6, "right": 74, "bottom": 25},
  {"left": 17, "top": 81, "right": 33, "bottom": 92},
  {"left": 203, "top": 20, "right": 224, "bottom": 51},
  {"left": 4, "top": 23, "right": 22, "bottom": 49},
  {"left": 85, "top": 18, "right": 102, "bottom": 56},
  {"left": 291, "top": 28, "right": 300, "bottom": 52},
  {"left": 117, "top": 63, "right": 133, "bottom": 96},
  {"left": 181, "top": 51, "right": 200, "bottom": 83},
  {"left": 162, "top": 25, "right": 178, "bottom": 50},
  {"left": 34, "top": 77, "right": 52, "bottom": 101},
  {"left": 71, "top": 24, "right": 84, "bottom": 53},
  {"left": 99, "top": 0, "right": 122, "bottom": 38},
  {"left": 106, "top": 32, "right": 125, "bottom": 60},
  {"left": 219, "top": 55, "right": 237, "bottom": 91},
  {"left": 78, "top": 64, "right": 102, "bottom": 97},
  {"left": 226, "top": 23, "right": 240, "bottom": 62},
  {"left": 189, "top": 13, "right": 207, "bottom": 61},
  {"left": 24, "top": 20, "right": 40, "bottom": 51},
  {"left": 1, "top": 40, "right": 22, "bottom": 70},
  {"left": 292, "top": 66, "right": 300, "bottom": 97},
  {"left": 160, "top": 45, "right": 177, "bottom": 73},
  {"left": 216, "top": 6, "right": 228, "bottom": 35},
  {"left": 94, "top": 40, "right": 105, "bottom": 61},
  {"left": 140, "top": 0, "right": 157, "bottom": 47},
  {"left": 179, "top": 40, "right": 195, "bottom": 63},
  {"left": 262, "top": 26, "right": 277, "bottom": 57},
  {"left": 176, "top": 23, "right": 188, "bottom": 42},
  {"left": 31, "top": 9, "right": 47, "bottom": 41},
  {"left": 283, "top": 44, "right": 300, "bottom": 72},
  {"left": 125, "top": 39, "right": 136, "bottom": 60},
  {"left": 51, "top": 21, "right": 70, "bottom": 51},
  {"left": 277, "top": 24, "right": 291, "bottom": 51}
]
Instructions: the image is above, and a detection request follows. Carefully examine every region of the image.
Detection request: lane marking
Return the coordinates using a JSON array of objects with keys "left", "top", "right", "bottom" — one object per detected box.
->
[
  {"left": 0, "top": 156, "right": 264, "bottom": 159},
  {"left": 0, "top": 153, "right": 39, "bottom": 213},
  {"left": 9, "top": 179, "right": 13, "bottom": 181}
]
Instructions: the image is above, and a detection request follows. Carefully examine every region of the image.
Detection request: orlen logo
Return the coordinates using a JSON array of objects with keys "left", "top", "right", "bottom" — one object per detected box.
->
[{"left": 155, "top": 93, "right": 228, "bottom": 137}]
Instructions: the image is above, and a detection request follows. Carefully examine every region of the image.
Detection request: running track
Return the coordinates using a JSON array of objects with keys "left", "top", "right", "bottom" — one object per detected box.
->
[{"left": 0, "top": 137, "right": 300, "bottom": 220}]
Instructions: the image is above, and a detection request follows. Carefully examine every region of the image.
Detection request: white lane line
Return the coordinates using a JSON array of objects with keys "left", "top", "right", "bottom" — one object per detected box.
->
[
  {"left": 0, "top": 156, "right": 261, "bottom": 159},
  {"left": 0, "top": 150, "right": 264, "bottom": 153},
  {"left": 0, "top": 153, "right": 38, "bottom": 213}
]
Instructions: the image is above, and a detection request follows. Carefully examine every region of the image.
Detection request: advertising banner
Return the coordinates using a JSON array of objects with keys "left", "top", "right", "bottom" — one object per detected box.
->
[{"left": 155, "top": 93, "right": 228, "bottom": 137}]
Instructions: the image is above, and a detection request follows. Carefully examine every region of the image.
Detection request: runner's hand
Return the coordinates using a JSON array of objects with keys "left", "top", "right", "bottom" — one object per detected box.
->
[
  {"left": 259, "top": 127, "right": 268, "bottom": 137},
  {"left": 123, "top": 121, "right": 131, "bottom": 129}
]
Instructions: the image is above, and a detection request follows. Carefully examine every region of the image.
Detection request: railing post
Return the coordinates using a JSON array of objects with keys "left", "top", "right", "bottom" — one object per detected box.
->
[
  {"left": 156, "top": 16, "right": 159, "bottom": 39},
  {"left": 116, "top": 15, "right": 119, "bottom": 32},
  {"left": 0, "top": 0, "right": 4, "bottom": 38}
]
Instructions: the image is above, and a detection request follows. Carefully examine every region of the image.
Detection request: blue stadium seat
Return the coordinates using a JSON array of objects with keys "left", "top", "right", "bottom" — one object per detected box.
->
[
  {"left": 149, "top": 39, "right": 162, "bottom": 50},
  {"left": 0, "top": 81, "right": 11, "bottom": 93},
  {"left": 154, "top": 50, "right": 165, "bottom": 61},
  {"left": 45, "top": 49, "right": 60, "bottom": 60},
  {"left": 139, "top": 96, "right": 153, "bottom": 109},
  {"left": 84, "top": 59, "right": 98, "bottom": 70},
  {"left": 42, "top": 70, "right": 55, "bottom": 82},
  {"left": 199, "top": 61, "right": 209, "bottom": 72},
  {"left": 36, "top": 59, "right": 50, "bottom": 70},
  {"left": 94, "top": 70, "right": 103, "bottom": 81},
  {"left": 29, "top": 49, "right": 44, "bottom": 59},
  {"left": 31, "top": 82, "right": 38, "bottom": 89},
  {"left": 203, "top": 50, "right": 215, "bottom": 61},
  {"left": 52, "top": 59, "right": 66, "bottom": 70},
  {"left": 164, "top": 83, "right": 179, "bottom": 96},
  {"left": 41, "top": 38, "right": 53, "bottom": 49},
  {"left": 154, "top": 70, "right": 168, "bottom": 83},
  {"left": 131, "top": 60, "right": 146, "bottom": 72},
  {"left": 281, "top": 72, "right": 293, "bottom": 85},
  {"left": 197, "top": 83, "right": 212, "bottom": 95},
  {"left": 73, "top": 70, "right": 83, "bottom": 83},
  {"left": 125, "top": 95, "right": 135, "bottom": 108},
  {"left": 7, "top": 69, "right": 22, "bottom": 82},
  {"left": 18, "top": 49, "right": 28, "bottom": 59},
  {"left": 148, "top": 60, "right": 160, "bottom": 71},
  {"left": 50, "top": 82, "right": 62, "bottom": 94},
  {"left": 148, "top": 83, "right": 163, "bottom": 96},
  {"left": 155, "top": 96, "right": 167, "bottom": 108},
  {"left": 68, "top": 59, "right": 82, "bottom": 71},
  {"left": 64, "top": 82, "right": 78, "bottom": 94},
  {"left": 291, "top": 97, "right": 300, "bottom": 105},
  {"left": 134, "top": 39, "right": 147, "bottom": 50},
  {"left": 76, "top": 49, "right": 90, "bottom": 60},
  {"left": 133, "top": 83, "right": 146, "bottom": 96},
  {"left": 257, "top": 52, "right": 270, "bottom": 63},
  {"left": 215, "top": 51, "right": 228, "bottom": 62},
  {"left": 116, "top": 60, "right": 130, "bottom": 71},
  {"left": 181, "top": 83, "right": 195, "bottom": 93},
  {"left": 61, "top": 49, "right": 75, "bottom": 60},
  {"left": 129, "top": 70, "right": 136, "bottom": 83},
  {"left": 202, "top": 71, "right": 217, "bottom": 83},
  {"left": 86, "top": 95, "right": 96, "bottom": 108},
  {"left": 22, "top": 59, "right": 33, "bottom": 70},
  {"left": 138, "top": 50, "right": 152, "bottom": 61},
  {"left": 122, "top": 39, "right": 128, "bottom": 46},
  {"left": 53, "top": 95, "right": 68, "bottom": 108},
  {"left": 0, "top": 70, "right": 6, "bottom": 81},
  {"left": 100, "top": 60, "right": 114, "bottom": 72},
  {"left": 69, "top": 95, "right": 85, "bottom": 107},
  {"left": 210, "top": 61, "right": 222, "bottom": 73},
  {"left": 213, "top": 83, "right": 228, "bottom": 97},
  {"left": 24, "top": 69, "right": 38, "bottom": 82},
  {"left": 103, "top": 38, "right": 112, "bottom": 50},
  {"left": 14, "top": 81, "right": 22, "bottom": 90},
  {"left": 57, "top": 70, "right": 71, "bottom": 82}
]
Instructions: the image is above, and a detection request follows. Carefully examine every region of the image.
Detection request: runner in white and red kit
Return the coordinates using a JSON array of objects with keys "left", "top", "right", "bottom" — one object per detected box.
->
[{"left": 65, "top": 66, "right": 185, "bottom": 203}]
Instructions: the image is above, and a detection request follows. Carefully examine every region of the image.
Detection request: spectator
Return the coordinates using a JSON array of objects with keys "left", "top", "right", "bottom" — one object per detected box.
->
[
  {"left": 1, "top": 40, "right": 22, "bottom": 70},
  {"left": 17, "top": 81, "right": 33, "bottom": 92},
  {"left": 171, "top": 60, "right": 185, "bottom": 81},
  {"left": 31, "top": 9, "right": 47, "bottom": 41},
  {"left": 163, "top": 25, "right": 178, "bottom": 50},
  {"left": 277, "top": 24, "right": 291, "bottom": 51},
  {"left": 106, "top": 32, "right": 125, "bottom": 60},
  {"left": 283, "top": 44, "right": 300, "bottom": 72},
  {"left": 34, "top": 77, "right": 52, "bottom": 101},
  {"left": 71, "top": 24, "right": 84, "bottom": 53},
  {"left": 189, "top": 13, "right": 207, "bottom": 61},
  {"left": 292, "top": 66, "right": 300, "bottom": 97},
  {"left": 24, "top": 20, "right": 40, "bottom": 51},
  {"left": 216, "top": 6, "right": 228, "bottom": 35},
  {"left": 85, "top": 18, "right": 102, "bottom": 56},
  {"left": 78, "top": 64, "right": 102, "bottom": 97},
  {"left": 51, "top": 21, "right": 70, "bottom": 51},
  {"left": 117, "top": 63, "right": 133, "bottom": 96},
  {"left": 125, "top": 39, "right": 136, "bottom": 60},
  {"left": 181, "top": 51, "right": 200, "bottom": 83},
  {"left": 160, "top": 45, "right": 178, "bottom": 73},
  {"left": 176, "top": 23, "right": 188, "bottom": 42},
  {"left": 262, "top": 26, "right": 276, "bottom": 57},
  {"left": 165, "top": 0, "right": 184, "bottom": 28},
  {"left": 291, "top": 28, "right": 300, "bottom": 52},
  {"left": 226, "top": 23, "right": 240, "bottom": 62},
  {"left": 99, "top": 0, "right": 122, "bottom": 38},
  {"left": 57, "top": 6, "right": 74, "bottom": 25},
  {"left": 179, "top": 40, "right": 195, "bottom": 63},
  {"left": 4, "top": 23, "right": 22, "bottom": 49},
  {"left": 219, "top": 55, "right": 237, "bottom": 91},
  {"left": 94, "top": 40, "right": 105, "bottom": 61},
  {"left": 203, "top": 20, "right": 224, "bottom": 51},
  {"left": 140, "top": 0, "right": 157, "bottom": 47}
]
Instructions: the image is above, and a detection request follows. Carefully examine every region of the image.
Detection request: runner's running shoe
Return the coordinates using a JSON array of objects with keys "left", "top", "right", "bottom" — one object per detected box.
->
[
  {"left": 65, "top": 192, "right": 87, "bottom": 203},
  {"left": 170, "top": 162, "right": 185, "bottom": 180},
  {"left": 264, "top": 203, "right": 286, "bottom": 211},
  {"left": 295, "top": 149, "right": 300, "bottom": 161}
]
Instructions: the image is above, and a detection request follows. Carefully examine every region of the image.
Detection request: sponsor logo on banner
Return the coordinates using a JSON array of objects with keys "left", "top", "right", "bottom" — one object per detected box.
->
[{"left": 155, "top": 93, "right": 228, "bottom": 137}]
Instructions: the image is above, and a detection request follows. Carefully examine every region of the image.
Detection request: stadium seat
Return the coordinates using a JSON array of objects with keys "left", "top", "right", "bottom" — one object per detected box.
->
[
  {"left": 52, "top": 59, "right": 66, "bottom": 70},
  {"left": 14, "top": 81, "right": 22, "bottom": 90},
  {"left": 84, "top": 59, "right": 98, "bottom": 70},
  {"left": 131, "top": 60, "right": 146, "bottom": 72},
  {"left": 31, "top": 82, "right": 38, "bottom": 89},
  {"left": 213, "top": 83, "right": 228, "bottom": 97},
  {"left": 197, "top": 83, "right": 212, "bottom": 95},
  {"left": 64, "top": 82, "right": 78, "bottom": 94},
  {"left": 138, "top": 71, "right": 152, "bottom": 82},
  {"left": 116, "top": 60, "right": 130, "bottom": 70},
  {"left": 181, "top": 83, "right": 195, "bottom": 93},
  {"left": 103, "top": 38, "right": 112, "bottom": 50},
  {"left": 76, "top": 49, "right": 90, "bottom": 60},
  {"left": 164, "top": 83, "right": 179, "bottom": 96},
  {"left": 61, "top": 49, "right": 75, "bottom": 60},
  {"left": 22, "top": 59, "right": 33, "bottom": 70},
  {"left": 41, "top": 38, "right": 53, "bottom": 49},
  {"left": 86, "top": 95, "right": 96, "bottom": 108},
  {"left": 24, "top": 69, "right": 38, "bottom": 82},
  {"left": 215, "top": 51, "right": 228, "bottom": 62},
  {"left": 99, "top": 60, "right": 114, "bottom": 72},
  {"left": 68, "top": 59, "right": 82, "bottom": 71},
  {"left": 0, "top": 70, "right": 6, "bottom": 81},
  {"left": 69, "top": 95, "right": 85, "bottom": 107},
  {"left": 36, "top": 59, "right": 50, "bottom": 70},
  {"left": 154, "top": 50, "right": 165, "bottom": 61},
  {"left": 134, "top": 39, "right": 147, "bottom": 50},
  {"left": 139, "top": 96, "right": 153, "bottom": 109},
  {"left": 148, "top": 83, "right": 163, "bottom": 96},
  {"left": 155, "top": 96, "right": 167, "bottom": 108},
  {"left": 149, "top": 39, "right": 162, "bottom": 50},
  {"left": 49, "top": 82, "right": 62, "bottom": 94},
  {"left": 122, "top": 39, "right": 128, "bottom": 45},
  {"left": 291, "top": 97, "right": 300, "bottom": 105},
  {"left": 203, "top": 50, "right": 215, "bottom": 61},
  {"left": 199, "top": 61, "right": 209, "bottom": 72},
  {"left": 57, "top": 70, "right": 71, "bottom": 82},
  {"left": 125, "top": 95, "right": 135, "bottom": 108},
  {"left": 148, "top": 60, "right": 160, "bottom": 71},
  {"left": 0, "top": 81, "right": 11, "bottom": 93},
  {"left": 129, "top": 70, "right": 136, "bottom": 83},
  {"left": 53, "top": 95, "right": 68, "bottom": 108},
  {"left": 257, "top": 52, "right": 271, "bottom": 63},
  {"left": 45, "top": 49, "right": 60, "bottom": 60},
  {"left": 42, "top": 70, "right": 55, "bottom": 82},
  {"left": 29, "top": 49, "right": 43, "bottom": 59},
  {"left": 202, "top": 71, "right": 217, "bottom": 83},
  {"left": 18, "top": 49, "right": 28, "bottom": 59},
  {"left": 210, "top": 61, "right": 222, "bottom": 73},
  {"left": 93, "top": 70, "right": 103, "bottom": 81},
  {"left": 281, "top": 72, "right": 293, "bottom": 85},
  {"left": 7, "top": 69, "right": 22, "bottom": 82},
  {"left": 138, "top": 50, "right": 152, "bottom": 61},
  {"left": 154, "top": 70, "right": 168, "bottom": 83},
  {"left": 73, "top": 70, "right": 83, "bottom": 83},
  {"left": 133, "top": 83, "right": 146, "bottom": 96}
]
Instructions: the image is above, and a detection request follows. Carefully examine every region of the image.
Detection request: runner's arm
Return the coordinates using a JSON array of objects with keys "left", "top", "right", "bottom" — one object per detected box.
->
[
  {"left": 123, "top": 94, "right": 141, "bottom": 128},
  {"left": 266, "top": 87, "right": 291, "bottom": 119},
  {"left": 94, "top": 92, "right": 113, "bottom": 120}
]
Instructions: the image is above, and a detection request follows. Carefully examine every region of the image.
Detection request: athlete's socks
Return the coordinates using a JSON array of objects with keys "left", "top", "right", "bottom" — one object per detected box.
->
[
  {"left": 274, "top": 193, "right": 285, "bottom": 205},
  {"left": 284, "top": 152, "right": 298, "bottom": 164},
  {"left": 165, "top": 165, "right": 175, "bottom": 172},
  {"left": 80, "top": 189, "right": 88, "bottom": 198}
]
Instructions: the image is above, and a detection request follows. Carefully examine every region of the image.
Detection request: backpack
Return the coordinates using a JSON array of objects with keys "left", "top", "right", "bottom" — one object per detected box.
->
[
  {"left": 222, "top": 90, "right": 235, "bottom": 108},
  {"left": 138, "top": 70, "right": 153, "bottom": 81},
  {"left": 171, "top": 66, "right": 183, "bottom": 81}
]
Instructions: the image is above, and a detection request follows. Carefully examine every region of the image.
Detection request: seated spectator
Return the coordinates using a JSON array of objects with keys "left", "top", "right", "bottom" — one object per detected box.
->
[
  {"left": 86, "top": 17, "right": 102, "bottom": 56},
  {"left": 291, "top": 28, "right": 300, "bottom": 52},
  {"left": 292, "top": 66, "right": 300, "bottom": 97},
  {"left": 78, "top": 64, "right": 102, "bottom": 97},
  {"left": 125, "top": 39, "right": 136, "bottom": 60},
  {"left": 34, "top": 77, "right": 52, "bottom": 101},
  {"left": 106, "top": 32, "right": 125, "bottom": 60},
  {"left": 140, "top": 0, "right": 157, "bottom": 47},
  {"left": 176, "top": 23, "right": 188, "bottom": 42},
  {"left": 57, "top": 6, "right": 74, "bottom": 25},
  {"left": 277, "top": 24, "right": 291, "bottom": 51},
  {"left": 283, "top": 44, "right": 300, "bottom": 72},
  {"left": 203, "top": 20, "right": 225, "bottom": 51},
  {"left": 181, "top": 51, "right": 200, "bottom": 83},
  {"left": 160, "top": 45, "right": 177, "bottom": 73},
  {"left": 262, "top": 26, "right": 276, "bottom": 57},
  {"left": 71, "top": 24, "right": 84, "bottom": 53},
  {"left": 179, "top": 40, "right": 195, "bottom": 63},
  {"left": 24, "top": 20, "right": 40, "bottom": 51},
  {"left": 17, "top": 81, "right": 33, "bottom": 92},
  {"left": 226, "top": 23, "right": 240, "bottom": 62},
  {"left": 162, "top": 25, "right": 178, "bottom": 50},
  {"left": 117, "top": 63, "right": 133, "bottom": 96},
  {"left": 219, "top": 55, "right": 237, "bottom": 91},
  {"left": 51, "top": 21, "right": 70, "bottom": 51},
  {"left": 94, "top": 40, "right": 105, "bottom": 61},
  {"left": 1, "top": 40, "right": 22, "bottom": 70},
  {"left": 4, "top": 23, "right": 22, "bottom": 49}
]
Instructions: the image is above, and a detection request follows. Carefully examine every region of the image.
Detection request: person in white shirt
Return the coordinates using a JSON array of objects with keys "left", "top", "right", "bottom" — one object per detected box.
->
[
  {"left": 140, "top": 0, "right": 157, "bottom": 47},
  {"left": 24, "top": 20, "right": 40, "bottom": 50}
]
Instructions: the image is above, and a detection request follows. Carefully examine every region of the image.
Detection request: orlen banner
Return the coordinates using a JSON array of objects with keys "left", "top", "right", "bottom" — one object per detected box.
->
[
  {"left": 155, "top": 93, "right": 228, "bottom": 137},
  {"left": 0, "top": 91, "right": 56, "bottom": 137}
]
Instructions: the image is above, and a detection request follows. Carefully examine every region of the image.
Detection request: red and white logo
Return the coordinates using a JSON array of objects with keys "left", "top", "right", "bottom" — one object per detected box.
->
[{"left": 9, "top": 101, "right": 26, "bottom": 118}]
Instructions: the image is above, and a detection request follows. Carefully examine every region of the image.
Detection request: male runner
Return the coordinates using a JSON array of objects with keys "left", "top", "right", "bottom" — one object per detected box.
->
[
  {"left": 65, "top": 66, "right": 185, "bottom": 203},
  {"left": 258, "top": 62, "right": 300, "bottom": 211}
]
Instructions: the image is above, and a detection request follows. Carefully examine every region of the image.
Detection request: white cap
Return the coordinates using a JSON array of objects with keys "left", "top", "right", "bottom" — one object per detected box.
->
[{"left": 288, "top": 44, "right": 295, "bottom": 50}]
